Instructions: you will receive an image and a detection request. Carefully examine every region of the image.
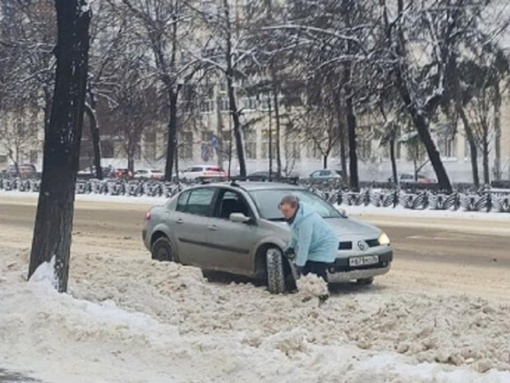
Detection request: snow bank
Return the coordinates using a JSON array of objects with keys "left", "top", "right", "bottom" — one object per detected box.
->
[
  {"left": 337, "top": 204, "right": 510, "bottom": 221},
  {"left": 1, "top": 246, "right": 510, "bottom": 383}
]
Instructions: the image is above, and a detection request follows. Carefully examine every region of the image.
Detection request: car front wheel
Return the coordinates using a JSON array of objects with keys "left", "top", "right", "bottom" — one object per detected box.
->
[
  {"left": 151, "top": 237, "right": 174, "bottom": 262},
  {"left": 266, "top": 248, "right": 286, "bottom": 294}
]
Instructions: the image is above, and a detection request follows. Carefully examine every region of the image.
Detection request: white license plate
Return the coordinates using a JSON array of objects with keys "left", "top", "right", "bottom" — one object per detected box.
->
[{"left": 349, "top": 255, "right": 379, "bottom": 267}]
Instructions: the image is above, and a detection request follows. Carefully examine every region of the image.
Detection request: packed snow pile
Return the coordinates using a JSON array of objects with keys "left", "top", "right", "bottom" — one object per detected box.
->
[
  {"left": 296, "top": 273, "right": 329, "bottom": 300},
  {"left": 1, "top": 245, "right": 510, "bottom": 383}
]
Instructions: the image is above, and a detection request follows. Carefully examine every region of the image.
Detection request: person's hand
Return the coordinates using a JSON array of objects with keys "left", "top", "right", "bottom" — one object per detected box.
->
[
  {"left": 294, "top": 265, "right": 303, "bottom": 276},
  {"left": 283, "top": 247, "right": 295, "bottom": 260}
]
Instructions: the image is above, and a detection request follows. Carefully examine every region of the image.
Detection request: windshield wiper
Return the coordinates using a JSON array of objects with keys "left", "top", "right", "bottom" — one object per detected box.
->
[{"left": 268, "top": 217, "right": 287, "bottom": 222}]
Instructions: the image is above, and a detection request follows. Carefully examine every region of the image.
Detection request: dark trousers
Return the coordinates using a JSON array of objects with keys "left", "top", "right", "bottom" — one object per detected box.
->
[{"left": 302, "top": 261, "right": 331, "bottom": 283}]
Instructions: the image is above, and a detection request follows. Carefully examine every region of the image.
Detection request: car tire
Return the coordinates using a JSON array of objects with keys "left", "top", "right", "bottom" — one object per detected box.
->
[
  {"left": 266, "top": 248, "right": 286, "bottom": 294},
  {"left": 356, "top": 277, "right": 374, "bottom": 285},
  {"left": 151, "top": 237, "right": 174, "bottom": 262}
]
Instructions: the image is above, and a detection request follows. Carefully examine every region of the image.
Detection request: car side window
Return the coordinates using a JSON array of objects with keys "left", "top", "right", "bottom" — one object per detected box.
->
[
  {"left": 184, "top": 188, "right": 216, "bottom": 216},
  {"left": 176, "top": 191, "right": 191, "bottom": 212},
  {"left": 320, "top": 171, "right": 330, "bottom": 177},
  {"left": 215, "top": 190, "right": 251, "bottom": 219}
]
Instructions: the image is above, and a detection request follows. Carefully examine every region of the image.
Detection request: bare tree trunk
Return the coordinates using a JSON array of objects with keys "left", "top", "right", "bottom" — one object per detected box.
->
[
  {"left": 457, "top": 107, "right": 479, "bottom": 186},
  {"left": 387, "top": 0, "right": 452, "bottom": 193},
  {"left": 323, "top": 155, "right": 328, "bottom": 169},
  {"left": 344, "top": 74, "right": 359, "bottom": 191},
  {"left": 29, "top": 0, "right": 91, "bottom": 292},
  {"left": 389, "top": 137, "right": 398, "bottom": 185},
  {"left": 84, "top": 102, "right": 103, "bottom": 180},
  {"left": 493, "top": 81, "right": 502, "bottom": 181},
  {"left": 164, "top": 90, "right": 178, "bottom": 181},
  {"left": 127, "top": 154, "right": 135, "bottom": 174},
  {"left": 224, "top": 0, "right": 246, "bottom": 177},
  {"left": 482, "top": 130, "right": 490, "bottom": 185},
  {"left": 271, "top": 76, "right": 282, "bottom": 176},
  {"left": 333, "top": 91, "right": 348, "bottom": 185}
]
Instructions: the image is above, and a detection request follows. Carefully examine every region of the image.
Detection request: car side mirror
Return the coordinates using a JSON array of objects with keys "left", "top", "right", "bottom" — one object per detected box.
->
[{"left": 229, "top": 213, "right": 252, "bottom": 224}]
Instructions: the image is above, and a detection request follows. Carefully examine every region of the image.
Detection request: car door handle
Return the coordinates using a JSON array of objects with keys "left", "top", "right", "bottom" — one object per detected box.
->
[
  {"left": 175, "top": 218, "right": 184, "bottom": 224},
  {"left": 207, "top": 225, "right": 218, "bottom": 231}
]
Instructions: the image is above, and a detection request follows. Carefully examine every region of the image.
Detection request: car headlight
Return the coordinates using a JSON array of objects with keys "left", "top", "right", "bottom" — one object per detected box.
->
[{"left": 378, "top": 232, "right": 390, "bottom": 245}]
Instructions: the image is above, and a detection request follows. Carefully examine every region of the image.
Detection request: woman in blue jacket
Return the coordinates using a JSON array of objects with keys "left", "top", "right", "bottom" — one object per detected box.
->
[{"left": 279, "top": 195, "right": 338, "bottom": 284}]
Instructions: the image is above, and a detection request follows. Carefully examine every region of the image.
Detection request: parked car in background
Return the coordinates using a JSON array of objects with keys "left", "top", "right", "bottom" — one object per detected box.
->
[
  {"left": 77, "top": 166, "right": 114, "bottom": 179},
  {"left": 307, "top": 169, "right": 342, "bottom": 183},
  {"left": 243, "top": 171, "right": 299, "bottom": 182},
  {"left": 133, "top": 169, "right": 164, "bottom": 181},
  {"left": 3, "top": 164, "right": 37, "bottom": 179},
  {"left": 142, "top": 181, "right": 393, "bottom": 294},
  {"left": 111, "top": 168, "right": 133, "bottom": 180},
  {"left": 389, "top": 173, "right": 436, "bottom": 184},
  {"left": 180, "top": 165, "right": 226, "bottom": 180}
]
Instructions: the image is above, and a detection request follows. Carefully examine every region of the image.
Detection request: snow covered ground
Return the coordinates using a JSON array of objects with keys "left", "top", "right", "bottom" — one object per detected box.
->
[{"left": 1, "top": 246, "right": 510, "bottom": 383}]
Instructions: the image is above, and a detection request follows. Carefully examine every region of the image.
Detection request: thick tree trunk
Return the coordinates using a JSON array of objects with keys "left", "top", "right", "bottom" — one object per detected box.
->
[
  {"left": 29, "top": 0, "right": 91, "bottom": 292},
  {"left": 126, "top": 150, "right": 135, "bottom": 173},
  {"left": 482, "top": 134, "right": 490, "bottom": 185},
  {"left": 323, "top": 155, "right": 328, "bottom": 169},
  {"left": 224, "top": 0, "right": 246, "bottom": 177},
  {"left": 457, "top": 106, "right": 479, "bottom": 186},
  {"left": 334, "top": 93, "right": 348, "bottom": 185},
  {"left": 389, "top": 0, "right": 451, "bottom": 192},
  {"left": 164, "top": 90, "right": 178, "bottom": 181},
  {"left": 271, "top": 79, "right": 282, "bottom": 176},
  {"left": 84, "top": 103, "right": 103, "bottom": 180},
  {"left": 389, "top": 138, "right": 398, "bottom": 185},
  {"left": 394, "top": 76, "right": 452, "bottom": 192},
  {"left": 343, "top": 66, "right": 359, "bottom": 191}
]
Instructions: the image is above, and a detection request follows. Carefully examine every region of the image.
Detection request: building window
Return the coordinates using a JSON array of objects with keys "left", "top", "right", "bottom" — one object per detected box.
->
[
  {"left": 284, "top": 140, "right": 301, "bottom": 161},
  {"left": 438, "top": 135, "right": 457, "bottom": 159},
  {"left": 261, "top": 129, "right": 278, "bottom": 160},
  {"left": 358, "top": 140, "right": 372, "bottom": 161},
  {"left": 219, "top": 97, "right": 230, "bottom": 112},
  {"left": 201, "top": 131, "right": 215, "bottom": 162},
  {"left": 306, "top": 142, "right": 322, "bottom": 159},
  {"left": 180, "top": 131, "right": 193, "bottom": 160},
  {"left": 101, "top": 140, "right": 114, "bottom": 158},
  {"left": 144, "top": 132, "right": 157, "bottom": 161},
  {"left": 245, "top": 130, "right": 257, "bottom": 159},
  {"left": 200, "top": 99, "right": 213, "bottom": 114},
  {"left": 241, "top": 96, "right": 258, "bottom": 111},
  {"left": 29, "top": 150, "right": 38, "bottom": 164}
]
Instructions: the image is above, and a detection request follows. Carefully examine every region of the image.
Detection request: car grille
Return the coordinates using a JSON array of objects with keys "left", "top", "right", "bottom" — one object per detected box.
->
[
  {"left": 338, "top": 241, "right": 352, "bottom": 250},
  {"left": 339, "top": 239, "right": 379, "bottom": 250},
  {"left": 366, "top": 239, "right": 379, "bottom": 248}
]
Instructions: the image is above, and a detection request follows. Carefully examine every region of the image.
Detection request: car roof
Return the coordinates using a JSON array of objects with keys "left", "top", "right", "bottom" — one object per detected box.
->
[{"left": 188, "top": 181, "right": 304, "bottom": 192}]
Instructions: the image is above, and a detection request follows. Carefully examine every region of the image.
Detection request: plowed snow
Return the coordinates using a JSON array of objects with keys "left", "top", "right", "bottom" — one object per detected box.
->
[{"left": 1, "top": 245, "right": 510, "bottom": 383}]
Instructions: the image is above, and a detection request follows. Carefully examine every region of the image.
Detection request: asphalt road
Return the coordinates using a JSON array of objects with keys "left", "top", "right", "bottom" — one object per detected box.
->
[{"left": 1, "top": 196, "right": 509, "bottom": 300}]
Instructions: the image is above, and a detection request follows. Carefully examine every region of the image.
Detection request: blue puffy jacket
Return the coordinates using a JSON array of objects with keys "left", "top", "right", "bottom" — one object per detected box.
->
[{"left": 288, "top": 202, "right": 338, "bottom": 267}]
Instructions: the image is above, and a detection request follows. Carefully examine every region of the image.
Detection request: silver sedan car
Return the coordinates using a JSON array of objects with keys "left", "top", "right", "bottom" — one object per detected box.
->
[{"left": 142, "top": 181, "right": 393, "bottom": 293}]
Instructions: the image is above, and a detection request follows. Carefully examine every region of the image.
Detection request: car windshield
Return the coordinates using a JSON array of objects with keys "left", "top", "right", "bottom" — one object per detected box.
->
[{"left": 249, "top": 188, "right": 344, "bottom": 221}]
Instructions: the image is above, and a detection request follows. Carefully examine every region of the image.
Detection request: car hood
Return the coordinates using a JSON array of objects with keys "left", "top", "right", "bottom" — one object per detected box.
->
[{"left": 273, "top": 217, "right": 381, "bottom": 239}]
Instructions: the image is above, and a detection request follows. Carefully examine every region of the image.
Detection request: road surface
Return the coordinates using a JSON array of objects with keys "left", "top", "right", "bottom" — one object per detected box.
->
[{"left": 0, "top": 195, "right": 509, "bottom": 301}]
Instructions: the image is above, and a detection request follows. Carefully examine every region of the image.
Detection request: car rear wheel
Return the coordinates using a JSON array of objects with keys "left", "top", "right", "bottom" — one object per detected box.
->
[
  {"left": 151, "top": 237, "right": 174, "bottom": 262},
  {"left": 356, "top": 277, "right": 374, "bottom": 285},
  {"left": 266, "top": 248, "right": 286, "bottom": 294}
]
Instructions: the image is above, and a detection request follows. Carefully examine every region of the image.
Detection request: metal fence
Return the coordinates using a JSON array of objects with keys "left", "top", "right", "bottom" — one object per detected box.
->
[{"left": 0, "top": 177, "right": 509, "bottom": 213}]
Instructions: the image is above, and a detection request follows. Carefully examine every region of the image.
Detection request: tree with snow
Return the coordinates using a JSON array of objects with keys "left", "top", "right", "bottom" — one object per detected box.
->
[{"left": 28, "top": 0, "right": 92, "bottom": 292}]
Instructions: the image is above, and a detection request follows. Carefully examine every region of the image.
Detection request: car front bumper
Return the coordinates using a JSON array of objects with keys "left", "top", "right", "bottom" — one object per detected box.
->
[{"left": 327, "top": 248, "right": 393, "bottom": 282}]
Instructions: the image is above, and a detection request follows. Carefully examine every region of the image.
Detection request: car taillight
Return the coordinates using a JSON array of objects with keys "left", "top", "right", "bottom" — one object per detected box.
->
[{"left": 144, "top": 210, "right": 151, "bottom": 221}]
